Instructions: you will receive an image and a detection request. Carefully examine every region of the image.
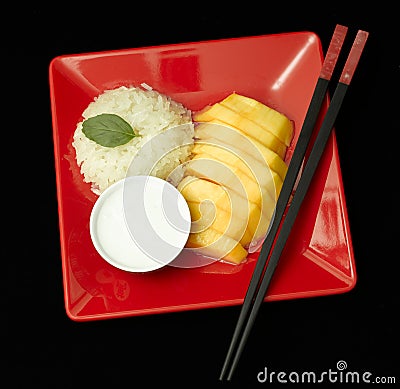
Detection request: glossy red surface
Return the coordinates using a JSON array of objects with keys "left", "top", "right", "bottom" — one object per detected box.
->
[{"left": 49, "top": 32, "right": 356, "bottom": 321}]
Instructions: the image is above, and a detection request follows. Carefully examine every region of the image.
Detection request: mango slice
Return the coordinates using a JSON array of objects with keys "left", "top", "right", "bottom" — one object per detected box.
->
[
  {"left": 185, "top": 153, "right": 276, "bottom": 215},
  {"left": 186, "top": 227, "right": 248, "bottom": 265},
  {"left": 191, "top": 133, "right": 283, "bottom": 202},
  {"left": 219, "top": 93, "right": 294, "bottom": 146},
  {"left": 194, "top": 122, "right": 288, "bottom": 182},
  {"left": 193, "top": 103, "right": 287, "bottom": 158},
  {"left": 177, "top": 176, "right": 269, "bottom": 244},
  {"left": 187, "top": 200, "right": 253, "bottom": 247},
  {"left": 180, "top": 92, "right": 293, "bottom": 264}
]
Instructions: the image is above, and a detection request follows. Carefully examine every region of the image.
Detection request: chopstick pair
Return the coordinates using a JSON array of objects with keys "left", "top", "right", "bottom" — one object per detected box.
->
[{"left": 219, "top": 24, "right": 369, "bottom": 381}]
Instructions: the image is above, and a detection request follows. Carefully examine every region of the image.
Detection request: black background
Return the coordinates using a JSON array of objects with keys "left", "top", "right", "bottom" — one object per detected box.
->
[{"left": 7, "top": 3, "right": 399, "bottom": 387}]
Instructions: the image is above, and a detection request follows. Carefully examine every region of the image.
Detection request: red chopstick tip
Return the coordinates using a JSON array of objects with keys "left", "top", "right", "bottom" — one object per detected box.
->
[
  {"left": 320, "top": 24, "right": 348, "bottom": 80},
  {"left": 339, "top": 30, "right": 369, "bottom": 85}
]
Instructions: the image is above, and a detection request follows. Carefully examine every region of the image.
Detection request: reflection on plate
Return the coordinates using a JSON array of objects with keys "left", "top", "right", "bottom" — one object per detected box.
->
[{"left": 49, "top": 32, "right": 356, "bottom": 321}]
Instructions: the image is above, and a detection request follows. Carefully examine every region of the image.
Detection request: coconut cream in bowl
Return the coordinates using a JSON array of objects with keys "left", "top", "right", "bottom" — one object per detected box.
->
[{"left": 90, "top": 175, "right": 191, "bottom": 272}]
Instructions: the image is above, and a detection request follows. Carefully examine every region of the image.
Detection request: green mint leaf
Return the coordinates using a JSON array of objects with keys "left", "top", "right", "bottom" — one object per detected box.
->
[{"left": 82, "top": 113, "right": 138, "bottom": 147}]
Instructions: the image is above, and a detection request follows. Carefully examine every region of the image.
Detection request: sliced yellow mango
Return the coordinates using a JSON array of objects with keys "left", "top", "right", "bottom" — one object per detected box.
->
[
  {"left": 180, "top": 93, "right": 294, "bottom": 262},
  {"left": 191, "top": 141, "right": 285, "bottom": 198},
  {"left": 185, "top": 154, "right": 256, "bottom": 202},
  {"left": 191, "top": 134, "right": 283, "bottom": 202},
  {"left": 177, "top": 176, "right": 247, "bottom": 222},
  {"left": 186, "top": 153, "right": 276, "bottom": 217},
  {"left": 186, "top": 227, "right": 248, "bottom": 265},
  {"left": 193, "top": 103, "right": 287, "bottom": 158},
  {"left": 178, "top": 176, "right": 269, "bottom": 244},
  {"left": 194, "top": 122, "right": 288, "bottom": 182},
  {"left": 184, "top": 155, "right": 274, "bottom": 242},
  {"left": 191, "top": 134, "right": 288, "bottom": 180},
  {"left": 219, "top": 93, "right": 294, "bottom": 146},
  {"left": 187, "top": 200, "right": 253, "bottom": 247},
  {"left": 193, "top": 105, "right": 214, "bottom": 121}
]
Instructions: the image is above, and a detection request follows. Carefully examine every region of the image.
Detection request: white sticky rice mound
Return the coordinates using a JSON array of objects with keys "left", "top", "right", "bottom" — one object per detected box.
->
[{"left": 72, "top": 85, "right": 194, "bottom": 194}]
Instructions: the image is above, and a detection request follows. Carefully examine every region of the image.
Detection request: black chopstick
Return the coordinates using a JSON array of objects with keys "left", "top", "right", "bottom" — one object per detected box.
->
[
  {"left": 218, "top": 23, "right": 347, "bottom": 381},
  {"left": 219, "top": 26, "right": 369, "bottom": 381}
]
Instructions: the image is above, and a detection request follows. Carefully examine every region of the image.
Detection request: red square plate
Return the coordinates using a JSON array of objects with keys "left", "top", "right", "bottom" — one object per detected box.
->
[{"left": 49, "top": 32, "right": 356, "bottom": 322}]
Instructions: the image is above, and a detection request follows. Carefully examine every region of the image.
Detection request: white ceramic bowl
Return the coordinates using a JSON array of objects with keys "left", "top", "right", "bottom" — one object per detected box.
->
[{"left": 90, "top": 175, "right": 191, "bottom": 272}]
